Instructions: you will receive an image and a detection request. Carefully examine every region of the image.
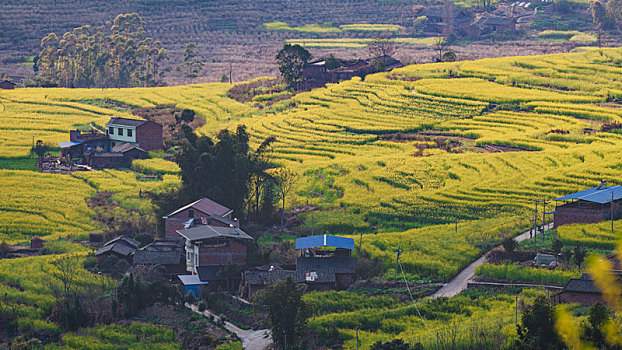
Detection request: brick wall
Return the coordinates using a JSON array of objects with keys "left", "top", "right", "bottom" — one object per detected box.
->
[
  {"left": 136, "top": 121, "right": 163, "bottom": 151},
  {"left": 554, "top": 202, "right": 622, "bottom": 228},
  {"left": 198, "top": 240, "right": 247, "bottom": 265},
  {"left": 558, "top": 291, "right": 604, "bottom": 307}
]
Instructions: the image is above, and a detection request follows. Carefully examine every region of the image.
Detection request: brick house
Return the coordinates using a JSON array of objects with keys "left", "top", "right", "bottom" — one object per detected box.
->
[
  {"left": 554, "top": 274, "right": 604, "bottom": 307},
  {"left": 163, "top": 198, "right": 234, "bottom": 239},
  {"left": 300, "top": 56, "right": 404, "bottom": 90},
  {"left": 553, "top": 182, "right": 622, "bottom": 228},
  {"left": 294, "top": 235, "right": 356, "bottom": 291},
  {"left": 59, "top": 129, "right": 111, "bottom": 160},
  {"left": 106, "top": 117, "right": 163, "bottom": 151}
]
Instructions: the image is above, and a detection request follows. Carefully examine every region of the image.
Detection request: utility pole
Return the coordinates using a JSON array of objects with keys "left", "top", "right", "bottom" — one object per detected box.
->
[
  {"left": 394, "top": 246, "right": 402, "bottom": 278},
  {"left": 542, "top": 200, "right": 548, "bottom": 244},
  {"left": 534, "top": 200, "right": 538, "bottom": 248},
  {"left": 612, "top": 190, "right": 615, "bottom": 234},
  {"left": 515, "top": 294, "right": 518, "bottom": 327},
  {"left": 455, "top": 207, "right": 458, "bottom": 235},
  {"left": 356, "top": 327, "right": 359, "bottom": 350},
  {"left": 228, "top": 62, "right": 232, "bottom": 84}
]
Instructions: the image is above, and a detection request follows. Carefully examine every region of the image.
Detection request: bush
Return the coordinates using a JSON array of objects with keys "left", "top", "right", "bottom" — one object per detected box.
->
[
  {"left": 186, "top": 291, "right": 197, "bottom": 304},
  {"left": 198, "top": 301, "right": 207, "bottom": 312},
  {"left": 502, "top": 237, "right": 518, "bottom": 253}
]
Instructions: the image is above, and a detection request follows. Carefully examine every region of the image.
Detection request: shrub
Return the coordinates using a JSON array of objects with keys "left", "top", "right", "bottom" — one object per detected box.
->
[
  {"left": 502, "top": 237, "right": 518, "bottom": 253},
  {"left": 198, "top": 301, "right": 207, "bottom": 312}
]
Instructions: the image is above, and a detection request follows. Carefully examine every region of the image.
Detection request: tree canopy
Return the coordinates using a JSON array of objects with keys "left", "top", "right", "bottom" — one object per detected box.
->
[
  {"left": 276, "top": 44, "right": 311, "bottom": 90},
  {"left": 33, "top": 13, "right": 168, "bottom": 88}
]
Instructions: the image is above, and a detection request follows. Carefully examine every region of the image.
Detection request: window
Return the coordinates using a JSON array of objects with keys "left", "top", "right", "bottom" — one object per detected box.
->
[
  {"left": 188, "top": 209, "right": 194, "bottom": 218},
  {"left": 108, "top": 127, "right": 114, "bottom": 135},
  {"left": 118, "top": 128, "right": 124, "bottom": 136},
  {"left": 127, "top": 129, "right": 133, "bottom": 137}
]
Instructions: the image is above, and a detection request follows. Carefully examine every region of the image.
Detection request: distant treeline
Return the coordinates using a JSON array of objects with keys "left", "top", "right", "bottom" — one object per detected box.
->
[{"left": 31, "top": 13, "right": 168, "bottom": 88}]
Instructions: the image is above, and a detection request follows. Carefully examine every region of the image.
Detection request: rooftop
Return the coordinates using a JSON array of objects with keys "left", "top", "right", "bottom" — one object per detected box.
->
[
  {"left": 177, "top": 225, "right": 253, "bottom": 241},
  {"left": 167, "top": 197, "right": 233, "bottom": 218},
  {"left": 295, "top": 234, "right": 355, "bottom": 250},
  {"left": 563, "top": 274, "right": 600, "bottom": 294},
  {"left": 106, "top": 117, "right": 149, "bottom": 127},
  {"left": 555, "top": 185, "right": 622, "bottom": 204},
  {"left": 133, "top": 250, "right": 183, "bottom": 265},
  {"left": 112, "top": 143, "right": 147, "bottom": 153}
]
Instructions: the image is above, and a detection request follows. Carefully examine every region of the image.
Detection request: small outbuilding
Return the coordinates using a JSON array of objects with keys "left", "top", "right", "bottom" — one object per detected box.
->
[
  {"left": 294, "top": 234, "right": 356, "bottom": 291},
  {"left": 95, "top": 235, "right": 141, "bottom": 265},
  {"left": 534, "top": 253, "right": 557, "bottom": 267},
  {"left": 178, "top": 274, "right": 209, "bottom": 297},
  {"left": 241, "top": 263, "right": 295, "bottom": 298},
  {"left": 554, "top": 274, "right": 604, "bottom": 307},
  {"left": 553, "top": 181, "right": 622, "bottom": 227},
  {"left": 30, "top": 237, "right": 44, "bottom": 250},
  {"left": 0, "top": 80, "right": 16, "bottom": 89}
]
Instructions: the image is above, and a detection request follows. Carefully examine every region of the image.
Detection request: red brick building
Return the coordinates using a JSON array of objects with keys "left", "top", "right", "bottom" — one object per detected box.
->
[
  {"left": 164, "top": 198, "right": 234, "bottom": 239},
  {"left": 554, "top": 274, "right": 604, "bottom": 307},
  {"left": 553, "top": 183, "right": 622, "bottom": 228},
  {"left": 106, "top": 117, "right": 163, "bottom": 151}
]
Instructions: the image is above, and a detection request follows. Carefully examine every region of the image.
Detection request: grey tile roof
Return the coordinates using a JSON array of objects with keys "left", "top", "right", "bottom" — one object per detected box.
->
[
  {"left": 133, "top": 250, "right": 183, "bottom": 265},
  {"left": 177, "top": 225, "right": 253, "bottom": 241},
  {"left": 167, "top": 197, "right": 233, "bottom": 218},
  {"left": 295, "top": 256, "right": 355, "bottom": 283},
  {"left": 197, "top": 265, "right": 227, "bottom": 282},
  {"left": 107, "top": 117, "right": 148, "bottom": 127},
  {"left": 244, "top": 265, "right": 295, "bottom": 285},
  {"left": 96, "top": 235, "right": 141, "bottom": 257},
  {"left": 112, "top": 143, "right": 147, "bottom": 154},
  {"left": 563, "top": 275, "right": 601, "bottom": 293}
]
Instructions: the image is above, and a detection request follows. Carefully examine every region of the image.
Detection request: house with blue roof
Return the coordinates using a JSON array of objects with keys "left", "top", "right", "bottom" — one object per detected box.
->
[
  {"left": 294, "top": 234, "right": 356, "bottom": 291},
  {"left": 553, "top": 180, "right": 622, "bottom": 227}
]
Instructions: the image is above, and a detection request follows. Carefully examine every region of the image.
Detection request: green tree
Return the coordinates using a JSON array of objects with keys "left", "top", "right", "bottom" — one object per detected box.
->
[
  {"left": 581, "top": 302, "right": 609, "bottom": 348},
  {"left": 574, "top": 244, "right": 587, "bottom": 270},
  {"left": 254, "top": 277, "right": 309, "bottom": 350},
  {"left": 178, "top": 42, "right": 204, "bottom": 78},
  {"left": 502, "top": 236, "right": 518, "bottom": 253},
  {"left": 324, "top": 54, "right": 342, "bottom": 70},
  {"left": 516, "top": 295, "right": 564, "bottom": 349},
  {"left": 274, "top": 168, "right": 299, "bottom": 232},
  {"left": 276, "top": 44, "right": 311, "bottom": 90},
  {"left": 31, "top": 140, "right": 50, "bottom": 170},
  {"left": 117, "top": 272, "right": 148, "bottom": 317},
  {"left": 552, "top": 239, "right": 563, "bottom": 256}
]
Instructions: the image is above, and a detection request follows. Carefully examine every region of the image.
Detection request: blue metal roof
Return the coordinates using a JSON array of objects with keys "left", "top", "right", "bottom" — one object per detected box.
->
[
  {"left": 295, "top": 234, "right": 355, "bottom": 250},
  {"left": 58, "top": 140, "right": 83, "bottom": 148},
  {"left": 555, "top": 186, "right": 622, "bottom": 204}
]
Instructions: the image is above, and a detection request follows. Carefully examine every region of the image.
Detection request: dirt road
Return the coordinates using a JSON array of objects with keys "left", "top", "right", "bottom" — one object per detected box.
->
[{"left": 431, "top": 223, "right": 553, "bottom": 298}]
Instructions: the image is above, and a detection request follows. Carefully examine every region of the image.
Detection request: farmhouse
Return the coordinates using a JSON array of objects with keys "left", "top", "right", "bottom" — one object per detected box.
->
[
  {"left": 554, "top": 274, "right": 604, "bottom": 307},
  {"left": 59, "top": 116, "right": 162, "bottom": 169},
  {"left": 300, "top": 55, "right": 404, "bottom": 90},
  {"left": 132, "top": 239, "right": 186, "bottom": 277},
  {"left": 240, "top": 263, "right": 295, "bottom": 298},
  {"left": 473, "top": 13, "right": 516, "bottom": 35},
  {"left": 95, "top": 235, "right": 141, "bottom": 265},
  {"left": 553, "top": 181, "right": 622, "bottom": 227},
  {"left": 163, "top": 197, "right": 235, "bottom": 239},
  {"left": 106, "top": 117, "right": 163, "bottom": 151},
  {"left": 294, "top": 234, "right": 356, "bottom": 291},
  {"left": 424, "top": 4, "right": 473, "bottom": 36},
  {"left": 0, "top": 80, "right": 16, "bottom": 89}
]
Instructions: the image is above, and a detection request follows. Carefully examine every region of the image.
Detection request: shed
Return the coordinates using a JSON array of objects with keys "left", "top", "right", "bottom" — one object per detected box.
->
[
  {"left": 0, "top": 80, "right": 16, "bottom": 89},
  {"left": 178, "top": 275, "right": 209, "bottom": 297},
  {"left": 554, "top": 274, "right": 604, "bottom": 307},
  {"left": 553, "top": 183, "right": 622, "bottom": 227},
  {"left": 241, "top": 264, "right": 295, "bottom": 298},
  {"left": 30, "top": 237, "right": 44, "bottom": 250},
  {"left": 95, "top": 235, "right": 140, "bottom": 264},
  {"left": 534, "top": 253, "right": 557, "bottom": 266}
]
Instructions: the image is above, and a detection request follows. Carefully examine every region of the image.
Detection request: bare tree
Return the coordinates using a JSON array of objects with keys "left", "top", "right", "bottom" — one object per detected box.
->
[
  {"left": 50, "top": 255, "right": 82, "bottom": 297},
  {"left": 274, "top": 169, "right": 298, "bottom": 232},
  {"left": 368, "top": 32, "right": 396, "bottom": 58}
]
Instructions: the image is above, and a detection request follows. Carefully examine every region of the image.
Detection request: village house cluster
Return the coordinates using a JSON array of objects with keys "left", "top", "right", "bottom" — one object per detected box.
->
[
  {"left": 58, "top": 116, "right": 163, "bottom": 169},
  {"left": 95, "top": 197, "right": 356, "bottom": 298}
]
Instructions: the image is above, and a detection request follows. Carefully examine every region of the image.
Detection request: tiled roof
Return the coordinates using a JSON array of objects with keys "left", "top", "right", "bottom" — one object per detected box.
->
[
  {"left": 112, "top": 143, "right": 147, "bottom": 154},
  {"left": 167, "top": 197, "right": 233, "bottom": 217},
  {"left": 96, "top": 235, "right": 141, "bottom": 257},
  {"left": 133, "top": 250, "right": 183, "bottom": 265},
  {"left": 295, "top": 256, "right": 355, "bottom": 283},
  {"left": 177, "top": 225, "right": 253, "bottom": 241},
  {"left": 106, "top": 117, "right": 148, "bottom": 127},
  {"left": 563, "top": 275, "right": 600, "bottom": 293},
  {"left": 244, "top": 268, "right": 295, "bottom": 285},
  {"left": 197, "top": 265, "right": 227, "bottom": 282}
]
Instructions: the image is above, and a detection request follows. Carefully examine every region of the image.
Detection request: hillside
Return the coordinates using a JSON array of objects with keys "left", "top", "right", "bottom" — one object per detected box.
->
[{"left": 0, "top": 0, "right": 594, "bottom": 84}]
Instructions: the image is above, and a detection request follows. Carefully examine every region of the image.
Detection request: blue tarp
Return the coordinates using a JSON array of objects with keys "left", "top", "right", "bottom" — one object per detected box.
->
[
  {"left": 58, "top": 140, "right": 83, "bottom": 148},
  {"left": 555, "top": 186, "right": 622, "bottom": 204},
  {"left": 295, "top": 234, "right": 354, "bottom": 250}
]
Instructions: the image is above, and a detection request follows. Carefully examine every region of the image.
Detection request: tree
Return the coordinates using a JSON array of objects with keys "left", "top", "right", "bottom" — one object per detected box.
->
[
  {"left": 552, "top": 239, "right": 563, "bottom": 256},
  {"left": 117, "top": 272, "right": 148, "bottom": 317},
  {"left": 274, "top": 168, "right": 298, "bottom": 232},
  {"left": 591, "top": 0, "right": 609, "bottom": 47},
  {"left": 31, "top": 140, "right": 50, "bottom": 170},
  {"left": 32, "top": 13, "right": 167, "bottom": 88},
  {"left": 516, "top": 295, "right": 564, "bottom": 349},
  {"left": 254, "top": 277, "right": 309, "bottom": 350},
  {"left": 178, "top": 42, "right": 204, "bottom": 79},
  {"left": 324, "top": 54, "right": 342, "bottom": 70},
  {"left": 368, "top": 33, "right": 396, "bottom": 58},
  {"left": 581, "top": 302, "right": 609, "bottom": 348},
  {"left": 502, "top": 236, "right": 518, "bottom": 253},
  {"left": 276, "top": 44, "right": 311, "bottom": 90},
  {"left": 574, "top": 244, "right": 587, "bottom": 270},
  {"left": 442, "top": 50, "right": 457, "bottom": 62},
  {"left": 413, "top": 16, "right": 428, "bottom": 34},
  {"left": 434, "top": 36, "right": 447, "bottom": 62},
  {"left": 370, "top": 339, "right": 412, "bottom": 350}
]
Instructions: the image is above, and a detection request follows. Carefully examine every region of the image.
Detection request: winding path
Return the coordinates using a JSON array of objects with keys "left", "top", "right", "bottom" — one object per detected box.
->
[
  {"left": 186, "top": 303, "right": 272, "bottom": 350},
  {"left": 431, "top": 223, "right": 553, "bottom": 298}
]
